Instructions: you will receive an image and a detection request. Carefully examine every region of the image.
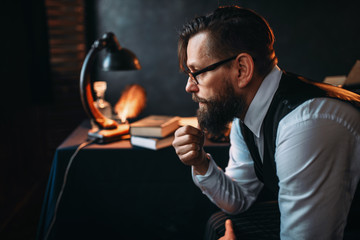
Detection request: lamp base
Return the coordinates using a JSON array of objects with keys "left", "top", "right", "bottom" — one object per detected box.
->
[{"left": 88, "top": 124, "right": 130, "bottom": 143}]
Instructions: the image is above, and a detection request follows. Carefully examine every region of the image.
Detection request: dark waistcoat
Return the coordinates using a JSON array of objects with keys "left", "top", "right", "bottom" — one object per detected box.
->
[{"left": 240, "top": 71, "right": 360, "bottom": 196}]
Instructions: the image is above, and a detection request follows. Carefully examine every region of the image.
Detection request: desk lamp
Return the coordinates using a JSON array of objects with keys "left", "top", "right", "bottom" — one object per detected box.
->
[{"left": 80, "top": 32, "right": 141, "bottom": 143}]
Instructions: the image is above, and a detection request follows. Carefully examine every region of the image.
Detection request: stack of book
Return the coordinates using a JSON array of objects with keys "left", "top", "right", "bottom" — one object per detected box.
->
[{"left": 130, "top": 115, "right": 181, "bottom": 150}]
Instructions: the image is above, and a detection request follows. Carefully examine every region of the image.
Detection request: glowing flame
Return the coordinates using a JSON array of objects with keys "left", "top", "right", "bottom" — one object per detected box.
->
[{"left": 114, "top": 84, "right": 146, "bottom": 123}]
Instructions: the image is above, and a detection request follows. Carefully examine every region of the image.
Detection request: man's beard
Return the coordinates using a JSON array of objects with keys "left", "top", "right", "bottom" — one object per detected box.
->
[{"left": 193, "top": 80, "right": 245, "bottom": 137}]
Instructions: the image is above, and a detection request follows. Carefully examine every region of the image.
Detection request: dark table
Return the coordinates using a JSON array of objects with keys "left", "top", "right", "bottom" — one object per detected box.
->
[{"left": 37, "top": 121, "right": 229, "bottom": 240}]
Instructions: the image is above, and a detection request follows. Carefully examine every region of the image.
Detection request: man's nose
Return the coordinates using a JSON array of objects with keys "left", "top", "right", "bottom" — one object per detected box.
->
[{"left": 185, "top": 77, "right": 199, "bottom": 93}]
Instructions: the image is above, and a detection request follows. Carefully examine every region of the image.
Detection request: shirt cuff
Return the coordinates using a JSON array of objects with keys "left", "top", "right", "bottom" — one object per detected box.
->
[{"left": 191, "top": 154, "right": 221, "bottom": 188}]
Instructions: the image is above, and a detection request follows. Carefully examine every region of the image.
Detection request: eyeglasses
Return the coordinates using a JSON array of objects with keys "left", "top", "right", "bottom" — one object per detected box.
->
[{"left": 185, "top": 55, "right": 237, "bottom": 85}]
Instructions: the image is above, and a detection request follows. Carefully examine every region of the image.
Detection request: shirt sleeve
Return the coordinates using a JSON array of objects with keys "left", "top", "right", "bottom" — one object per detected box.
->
[
  {"left": 192, "top": 119, "right": 263, "bottom": 214},
  {"left": 276, "top": 99, "right": 360, "bottom": 239}
]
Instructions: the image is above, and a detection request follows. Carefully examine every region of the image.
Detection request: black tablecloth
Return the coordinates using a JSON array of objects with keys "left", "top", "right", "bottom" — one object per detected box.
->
[{"left": 37, "top": 121, "right": 229, "bottom": 240}]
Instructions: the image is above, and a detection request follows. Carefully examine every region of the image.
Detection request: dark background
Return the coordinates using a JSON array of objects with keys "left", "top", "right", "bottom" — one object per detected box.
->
[
  {"left": 1, "top": 0, "right": 359, "bottom": 239},
  {"left": 91, "top": 0, "right": 360, "bottom": 117}
]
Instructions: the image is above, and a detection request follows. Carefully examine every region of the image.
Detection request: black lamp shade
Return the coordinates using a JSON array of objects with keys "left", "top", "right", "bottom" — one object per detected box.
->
[
  {"left": 102, "top": 47, "right": 141, "bottom": 71},
  {"left": 80, "top": 32, "right": 141, "bottom": 134}
]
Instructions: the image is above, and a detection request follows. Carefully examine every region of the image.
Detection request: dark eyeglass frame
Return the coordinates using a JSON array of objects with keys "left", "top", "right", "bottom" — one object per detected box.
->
[{"left": 185, "top": 55, "right": 237, "bottom": 85}]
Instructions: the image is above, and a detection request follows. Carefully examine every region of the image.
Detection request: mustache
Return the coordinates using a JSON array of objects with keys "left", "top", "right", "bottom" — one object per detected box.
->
[{"left": 192, "top": 94, "right": 208, "bottom": 103}]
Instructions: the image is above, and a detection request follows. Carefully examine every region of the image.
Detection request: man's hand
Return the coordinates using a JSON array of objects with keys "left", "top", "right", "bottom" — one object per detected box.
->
[
  {"left": 172, "top": 125, "right": 208, "bottom": 175},
  {"left": 218, "top": 219, "right": 236, "bottom": 240}
]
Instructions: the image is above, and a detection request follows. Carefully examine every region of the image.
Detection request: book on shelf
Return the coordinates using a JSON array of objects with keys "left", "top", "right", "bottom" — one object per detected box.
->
[
  {"left": 130, "top": 115, "right": 180, "bottom": 138},
  {"left": 130, "top": 134, "right": 175, "bottom": 150}
]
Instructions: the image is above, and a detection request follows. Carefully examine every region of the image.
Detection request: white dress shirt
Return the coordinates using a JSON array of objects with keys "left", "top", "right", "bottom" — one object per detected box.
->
[{"left": 192, "top": 66, "right": 360, "bottom": 239}]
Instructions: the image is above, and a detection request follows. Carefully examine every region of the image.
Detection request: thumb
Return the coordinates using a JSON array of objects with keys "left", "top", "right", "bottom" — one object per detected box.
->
[{"left": 224, "top": 219, "right": 235, "bottom": 237}]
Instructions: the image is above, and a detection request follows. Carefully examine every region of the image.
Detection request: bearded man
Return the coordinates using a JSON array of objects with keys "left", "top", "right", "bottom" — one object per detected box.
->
[{"left": 172, "top": 6, "right": 360, "bottom": 240}]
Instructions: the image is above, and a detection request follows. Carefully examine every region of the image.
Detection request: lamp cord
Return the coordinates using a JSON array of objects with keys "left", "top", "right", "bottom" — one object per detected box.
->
[{"left": 44, "top": 139, "right": 95, "bottom": 240}]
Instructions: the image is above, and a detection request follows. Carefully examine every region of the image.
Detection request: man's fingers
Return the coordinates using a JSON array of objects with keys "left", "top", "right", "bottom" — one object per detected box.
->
[
  {"left": 224, "top": 219, "right": 236, "bottom": 239},
  {"left": 173, "top": 133, "right": 202, "bottom": 147},
  {"left": 172, "top": 126, "right": 204, "bottom": 150},
  {"left": 225, "top": 219, "right": 234, "bottom": 234},
  {"left": 175, "top": 125, "right": 203, "bottom": 138},
  {"left": 218, "top": 219, "right": 236, "bottom": 240},
  {"left": 174, "top": 142, "right": 200, "bottom": 156},
  {"left": 178, "top": 150, "right": 202, "bottom": 165},
  {"left": 172, "top": 125, "right": 206, "bottom": 167}
]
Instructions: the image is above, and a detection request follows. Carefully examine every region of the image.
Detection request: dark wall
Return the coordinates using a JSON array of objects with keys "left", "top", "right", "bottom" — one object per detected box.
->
[
  {"left": 1, "top": 1, "right": 86, "bottom": 238},
  {"left": 89, "top": 0, "right": 219, "bottom": 118},
  {"left": 1, "top": 1, "right": 53, "bottom": 238},
  {"left": 86, "top": 0, "right": 360, "bottom": 117}
]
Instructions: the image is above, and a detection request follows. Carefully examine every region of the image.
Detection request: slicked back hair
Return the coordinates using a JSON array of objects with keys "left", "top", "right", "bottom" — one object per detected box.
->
[{"left": 178, "top": 6, "right": 277, "bottom": 78}]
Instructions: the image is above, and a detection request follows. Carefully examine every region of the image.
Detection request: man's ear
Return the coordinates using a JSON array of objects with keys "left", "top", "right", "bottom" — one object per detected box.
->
[{"left": 235, "top": 53, "right": 254, "bottom": 88}]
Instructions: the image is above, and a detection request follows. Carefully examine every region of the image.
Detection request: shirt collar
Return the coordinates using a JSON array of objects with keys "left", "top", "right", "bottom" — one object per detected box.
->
[{"left": 244, "top": 66, "right": 282, "bottom": 137}]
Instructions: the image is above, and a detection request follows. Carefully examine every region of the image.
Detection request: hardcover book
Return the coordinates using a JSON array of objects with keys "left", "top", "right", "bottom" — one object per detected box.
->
[
  {"left": 130, "top": 134, "right": 174, "bottom": 150},
  {"left": 130, "top": 115, "right": 180, "bottom": 137}
]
